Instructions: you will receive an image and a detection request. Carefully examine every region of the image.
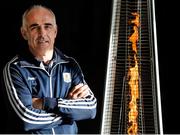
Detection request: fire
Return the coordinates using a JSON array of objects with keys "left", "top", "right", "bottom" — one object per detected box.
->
[{"left": 127, "top": 12, "right": 140, "bottom": 135}]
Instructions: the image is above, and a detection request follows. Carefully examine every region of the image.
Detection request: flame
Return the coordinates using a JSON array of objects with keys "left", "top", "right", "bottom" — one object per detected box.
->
[{"left": 127, "top": 12, "right": 140, "bottom": 135}]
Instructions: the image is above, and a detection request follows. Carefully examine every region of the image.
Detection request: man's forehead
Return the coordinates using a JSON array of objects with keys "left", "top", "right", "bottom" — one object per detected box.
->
[
  {"left": 26, "top": 13, "right": 55, "bottom": 26},
  {"left": 26, "top": 7, "right": 54, "bottom": 21}
]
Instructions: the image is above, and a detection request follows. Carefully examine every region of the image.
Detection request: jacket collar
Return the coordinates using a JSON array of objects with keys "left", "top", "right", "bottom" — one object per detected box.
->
[{"left": 18, "top": 47, "right": 70, "bottom": 67}]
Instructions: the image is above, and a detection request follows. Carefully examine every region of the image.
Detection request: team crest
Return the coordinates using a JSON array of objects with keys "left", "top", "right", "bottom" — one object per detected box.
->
[{"left": 63, "top": 73, "right": 71, "bottom": 83}]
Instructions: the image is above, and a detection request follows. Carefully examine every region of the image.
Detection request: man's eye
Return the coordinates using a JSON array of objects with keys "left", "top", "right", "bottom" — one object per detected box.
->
[
  {"left": 45, "top": 25, "right": 53, "bottom": 29},
  {"left": 30, "top": 26, "right": 38, "bottom": 31}
]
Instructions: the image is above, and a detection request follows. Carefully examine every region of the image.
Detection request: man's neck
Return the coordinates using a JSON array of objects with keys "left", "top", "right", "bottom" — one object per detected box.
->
[{"left": 35, "top": 50, "right": 54, "bottom": 64}]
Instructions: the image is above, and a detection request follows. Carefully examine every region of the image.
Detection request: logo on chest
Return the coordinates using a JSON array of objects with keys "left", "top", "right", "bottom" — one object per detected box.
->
[{"left": 63, "top": 72, "right": 71, "bottom": 83}]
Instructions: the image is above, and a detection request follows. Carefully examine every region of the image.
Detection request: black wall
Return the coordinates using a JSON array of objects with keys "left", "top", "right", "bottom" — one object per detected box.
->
[
  {"left": 0, "top": 0, "right": 179, "bottom": 134},
  {"left": 0, "top": 0, "right": 111, "bottom": 133}
]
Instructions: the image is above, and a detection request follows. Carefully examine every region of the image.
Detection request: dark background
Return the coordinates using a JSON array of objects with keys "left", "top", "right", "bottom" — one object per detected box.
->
[{"left": 0, "top": 0, "right": 178, "bottom": 134}]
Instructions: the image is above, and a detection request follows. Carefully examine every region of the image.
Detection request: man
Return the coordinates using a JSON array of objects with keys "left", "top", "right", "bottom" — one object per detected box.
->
[{"left": 2, "top": 5, "right": 97, "bottom": 134}]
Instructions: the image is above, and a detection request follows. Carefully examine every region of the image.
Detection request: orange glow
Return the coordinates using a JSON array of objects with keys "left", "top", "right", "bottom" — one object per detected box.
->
[{"left": 127, "top": 12, "right": 140, "bottom": 135}]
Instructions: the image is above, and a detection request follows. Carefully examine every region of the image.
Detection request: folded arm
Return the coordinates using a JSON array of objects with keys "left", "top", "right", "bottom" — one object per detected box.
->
[{"left": 32, "top": 83, "right": 97, "bottom": 120}]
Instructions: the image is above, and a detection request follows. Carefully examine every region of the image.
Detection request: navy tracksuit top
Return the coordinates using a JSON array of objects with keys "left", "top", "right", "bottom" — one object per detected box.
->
[{"left": 2, "top": 47, "right": 97, "bottom": 134}]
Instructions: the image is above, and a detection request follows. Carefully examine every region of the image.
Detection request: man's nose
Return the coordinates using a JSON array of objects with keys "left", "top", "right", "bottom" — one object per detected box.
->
[{"left": 38, "top": 27, "right": 46, "bottom": 36}]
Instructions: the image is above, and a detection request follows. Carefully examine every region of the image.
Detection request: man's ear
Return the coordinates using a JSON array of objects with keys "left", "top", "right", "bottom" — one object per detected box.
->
[
  {"left": 54, "top": 25, "right": 58, "bottom": 37},
  {"left": 21, "top": 27, "right": 28, "bottom": 40}
]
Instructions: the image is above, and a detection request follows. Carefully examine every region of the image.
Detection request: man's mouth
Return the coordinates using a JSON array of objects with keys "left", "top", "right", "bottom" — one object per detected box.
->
[{"left": 38, "top": 40, "right": 48, "bottom": 44}]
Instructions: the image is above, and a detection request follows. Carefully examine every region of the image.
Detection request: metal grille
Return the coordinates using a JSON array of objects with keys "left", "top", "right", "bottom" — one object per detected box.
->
[{"left": 101, "top": 0, "right": 163, "bottom": 134}]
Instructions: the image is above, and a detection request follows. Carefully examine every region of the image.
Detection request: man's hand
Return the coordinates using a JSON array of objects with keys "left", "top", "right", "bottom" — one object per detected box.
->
[
  {"left": 32, "top": 98, "right": 43, "bottom": 109},
  {"left": 68, "top": 83, "right": 90, "bottom": 99}
]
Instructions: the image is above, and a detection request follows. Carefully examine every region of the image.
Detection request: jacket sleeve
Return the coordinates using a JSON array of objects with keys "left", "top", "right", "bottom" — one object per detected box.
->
[
  {"left": 3, "top": 60, "right": 62, "bottom": 131},
  {"left": 43, "top": 58, "right": 97, "bottom": 121},
  {"left": 57, "top": 91, "right": 97, "bottom": 121}
]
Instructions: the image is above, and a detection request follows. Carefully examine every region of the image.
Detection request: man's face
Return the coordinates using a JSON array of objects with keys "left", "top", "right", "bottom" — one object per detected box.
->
[{"left": 21, "top": 7, "right": 57, "bottom": 56}]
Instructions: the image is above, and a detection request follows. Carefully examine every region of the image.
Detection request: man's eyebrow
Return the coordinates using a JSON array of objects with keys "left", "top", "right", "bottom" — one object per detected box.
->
[
  {"left": 44, "top": 23, "right": 53, "bottom": 26},
  {"left": 29, "top": 23, "right": 38, "bottom": 28},
  {"left": 29, "top": 23, "right": 53, "bottom": 28}
]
